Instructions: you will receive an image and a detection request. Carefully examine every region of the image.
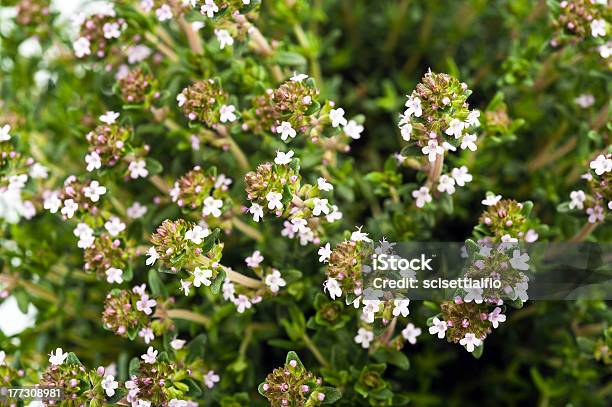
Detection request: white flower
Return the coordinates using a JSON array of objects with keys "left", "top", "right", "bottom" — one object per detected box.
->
[
  {"left": 204, "top": 371, "right": 220, "bottom": 388},
  {"left": 185, "top": 225, "right": 210, "bottom": 244},
  {"left": 590, "top": 154, "right": 612, "bottom": 175},
  {"left": 139, "top": 327, "right": 154, "bottom": 344},
  {"left": 85, "top": 152, "right": 102, "bottom": 172},
  {"left": 61, "top": 199, "right": 79, "bottom": 218},
  {"left": 276, "top": 121, "right": 296, "bottom": 141},
  {"left": 105, "top": 268, "right": 124, "bottom": 284},
  {"left": 266, "top": 191, "right": 283, "bottom": 210},
  {"left": 126, "top": 44, "right": 152, "bottom": 64},
  {"left": 587, "top": 205, "right": 605, "bottom": 223},
  {"left": 265, "top": 269, "right": 286, "bottom": 293},
  {"left": 482, "top": 193, "right": 501, "bottom": 206},
  {"left": 401, "top": 323, "right": 422, "bottom": 345},
  {"left": 177, "top": 93, "right": 186, "bottom": 107},
  {"left": 0, "top": 350, "right": 5, "bottom": 365},
  {"left": 83, "top": 180, "right": 107, "bottom": 203},
  {"left": 591, "top": 19, "right": 606, "bottom": 37},
  {"left": 509, "top": 249, "right": 530, "bottom": 270},
  {"left": 312, "top": 198, "right": 330, "bottom": 216},
  {"left": 350, "top": 226, "right": 371, "bottom": 242},
  {"left": 214, "top": 174, "right": 232, "bottom": 190},
  {"left": 44, "top": 193, "right": 61, "bottom": 213},
  {"left": 8, "top": 174, "right": 27, "bottom": 190},
  {"left": 234, "top": 294, "right": 252, "bottom": 313},
  {"left": 459, "top": 333, "right": 482, "bottom": 352},
  {"left": 274, "top": 150, "right": 294, "bottom": 165},
  {"left": 0, "top": 124, "right": 11, "bottom": 141},
  {"left": 49, "top": 348, "right": 69, "bottom": 366},
  {"left": 74, "top": 223, "right": 95, "bottom": 248},
  {"left": 400, "top": 122, "right": 412, "bottom": 141},
  {"left": 193, "top": 267, "right": 213, "bottom": 287},
  {"left": 215, "top": 29, "right": 234, "bottom": 49},
  {"left": 404, "top": 95, "right": 422, "bottom": 118},
  {"left": 201, "top": 0, "right": 219, "bottom": 17},
  {"left": 437, "top": 174, "right": 456, "bottom": 195},
  {"left": 103, "top": 22, "right": 121, "bottom": 39},
  {"left": 412, "top": 186, "right": 432, "bottom": 208},
  {"left": 127, "top": 202, "right": 148, "bottom": 218},
  {"left": 422, "top": 139, "right": 444, "bottom": 162},
  {"left": 329, "top": 108, "right": 348, "bottom": 128},
  {"left": 488, "top": 307, "right": 506, "bottom": 329},
  {"left": 574, "top": 94, "right": 595, "bottom": 108},
  {"left": 246, "top": 250, "right": 264, "bottom": 268},
  {"left": 598, "top": 41, "right": 612, "bottom": 58},
  {"left": 323, "top": 278, "right": 342, "bottom": 299},
  {"left": 513, "top": 281, "right": 529, "bottom": 302},
  {"left": 290, "top": 72, "right": 309, "bottom": 82},
  {"left": 101, "top": 375, "right": 119, "bottom": 397},
  {"left": 129, "top": 160, "right": 149, "bottom": 179},
  {"left": 464, "top": 287, "right": 483, "bottom": 303},
  {"left": 318, "top": 243, "right": 332, "bottom": 263},
  {"left": 222, "top": 279, "right": 235, "bottom": 301},
  {"left": 202, "top": 196, "right": 223, "bottom": 217},
  {"left": 525, "top": 228, "right": 539, "bottom": 243},
  {"left": 460, "top": 133, "right": 477, "bottom": 151},
  {"left": 136, "top": 294, "right": 157, "bottom": 315},
  {"left": 146, "top": 247, "right": 159, "bottom": 266},
  {"left": 141, "top": 347, "right": 158, "bottom": 364},
  {"left": 100, "top": 111, "right": 119, "bottom": 125},
  {"left": 451, "top": 166, "right": 473, "bottom": 186},
  {"left": 249, "top": 203, "right": 264, "bottom": 222},
  {"left": 219, "top": 104, "right": 237, "bottom": 124},
  {"left": 169, "top": 400, "right": 189, "bottom": 407},
  {"left": 170, "top": 337, "right": 186, "bottom": 350},
  {"left": 354, "top": 328, "right": 374, "bottom": 349},
  {"left": 445, "top": 118, "right": 465, "bottom": 138},
  {"left": 73, "top": 37, "right": 91, "bottom": 58},
  {"left": 569, "top": 190, "right": 586, "bottom": 210},
  {"left": 466, "top": 110, "right": 480, "bottom": 127},
  {"left": 428, "top": 317, "right": 447, "bottom": 339},
  {"left": 156, "top": 4, "right": 173, "bottom": 21},
  {"left": 315, "top": 178, "right": 333, "bottom": 193},
  {"left": 104, "top": 217, "right": 126, "bottom": 236},
  {"left": 343, "top": 120, "right": 364, "bottom": 139},
  {"left": 180, "top": 279, "right": 192, "bottom": 296},
  {"left": 326, "top": 205, "right": 342, "bottom": 222},
  {"left": 136, "top": 401, "right": 151, "bottom": 407},
  {"left": 392, "top": 299, "right": 410, "bottom": 317}
]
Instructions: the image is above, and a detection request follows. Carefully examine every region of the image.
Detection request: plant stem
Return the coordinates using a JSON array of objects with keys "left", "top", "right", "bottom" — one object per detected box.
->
[
  {"left": 570, "top": 221, "right": 599, "bottom": 242},
  {"left": 223, "top": 267, "right": 264, "bottom": 289},
  {"left": 232, "top": 217, "right": 264, "bottom": 242},
  {"left": 380, "top": 317, "right": 398, "bottom": 346},
  {"left": 144, "top": 32, "right": 179, "bottom": 63},
  {"left": 149, "top": 175, "right": 170, "bottom": 194},
  {"left": 302, "top": 333, "right": 330, "bottom": 368},
  {"left": 425, "top": 154, "right": 444, "bottom": 189},
  {"left": 178, "top": 16, "right": 203, "bottom": 55},
  {"left": 166, "top": 309, "right": 210, "bottom": 326}
]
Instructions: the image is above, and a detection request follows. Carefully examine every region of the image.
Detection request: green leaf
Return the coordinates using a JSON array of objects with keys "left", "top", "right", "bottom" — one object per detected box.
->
[
  {"left": 66, "top": 352, "right": 82, "bottom": 366},
  {"left": 274, "top": 51, "right": 307, "bottom": 66},
  {"left": 320, "top": 386, "right": 342, "bottom": 404},
  {"left": 148, "top": 269, "right": 167, "bottom": 297},
  {"left": 210, "top": 268, "right": 226, "bottom": 294},
  {"left": 201, "top": 228, "right": 221, "bottom": 254},
  {"left": 285, "top": 351, "right": 304, "bottom": 369},
  {"left": 186, "top": 334, "right": 207, "bottom": 363},
  {"left": 129, "top": 357, "right": 140, "bottom": 377},
  {"left": 145, "top": 157, "right": 163, "bottom": 175}
]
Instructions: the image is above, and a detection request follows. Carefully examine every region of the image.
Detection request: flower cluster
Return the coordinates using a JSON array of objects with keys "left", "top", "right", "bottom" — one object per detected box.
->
[
  {"left": 245, "top": 159, "right": 342, "bottom": 245},
  {"left": 550, "top": 0, "right": 610, "bottom": 50},
  {"left": 177, "top": 79, "right": 229, "bottom": 126},
  {"left": 322, "top": 228, "right": 372, "bottom": 302},
  {"left": 73, "top": 5, "right": 128, "bottom": 60},
  {"left": 102, "top": 286, "right": 161, "bottom": 340},
  {"left": 169, "top": 166, "right": 232, "bottom": 220},
  {"left": 478, "top": 198, "right": 540, "bottom": 242},
  {"left": 40, "top": 349, "right": 110, "bottom": 406},
  {"left": 566, "top": 152, "right": 611, "bottom": 224},
  {"left": 398, "top": 71, "right": 480, "bottom": 207},
  {"left": 118, "top": 67, "right": 159, "bottom": 105},
  {"left": 259, "top": 352, "right": 338, "bottom": 407}
]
